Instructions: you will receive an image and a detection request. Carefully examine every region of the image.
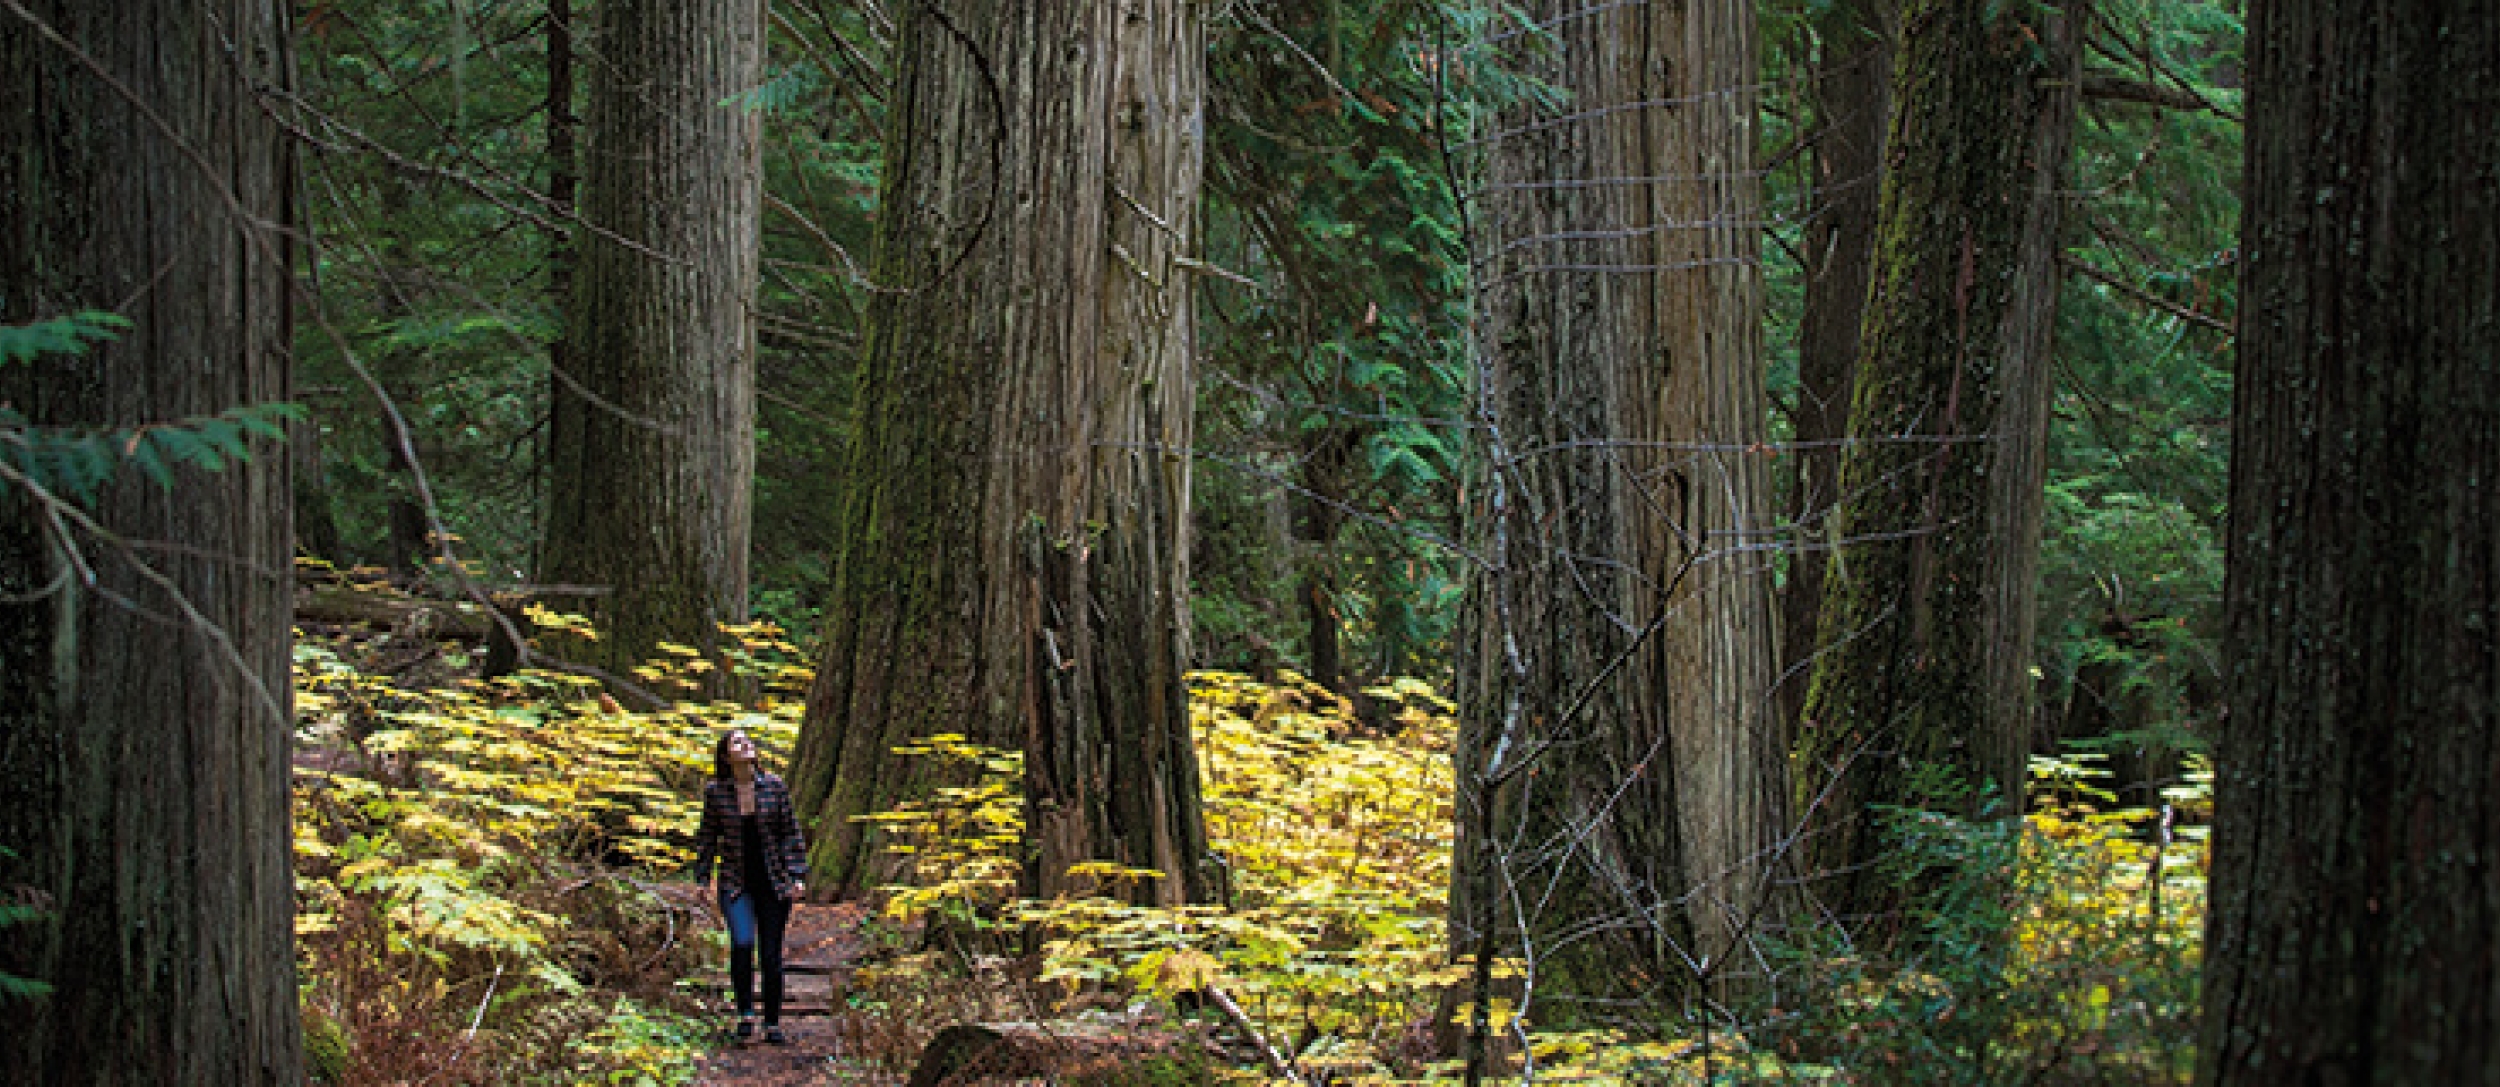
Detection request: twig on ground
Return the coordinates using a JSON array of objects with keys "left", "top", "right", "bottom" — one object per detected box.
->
[{"left": 1208, "top": 985, "right": 1302, "bottom": 1085}]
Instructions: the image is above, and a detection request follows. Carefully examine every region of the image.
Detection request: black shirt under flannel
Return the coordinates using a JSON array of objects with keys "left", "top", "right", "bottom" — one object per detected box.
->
[{"left": 692, "top": 772, "right": 809, "bottom": 901}]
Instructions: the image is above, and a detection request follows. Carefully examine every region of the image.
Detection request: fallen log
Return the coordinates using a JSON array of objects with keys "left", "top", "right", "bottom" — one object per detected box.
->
[
  {"left": 295, "top": 583, "right": 495, "bottom": 641},
  {"left": 904, "top": 1021, "right": 1193, "bottom": 1087}
]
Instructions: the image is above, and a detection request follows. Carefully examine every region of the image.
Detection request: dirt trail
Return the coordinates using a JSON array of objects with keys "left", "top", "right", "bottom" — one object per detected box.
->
[{"left": 688, "top": 902, "right": 906, "bottom": 1086}]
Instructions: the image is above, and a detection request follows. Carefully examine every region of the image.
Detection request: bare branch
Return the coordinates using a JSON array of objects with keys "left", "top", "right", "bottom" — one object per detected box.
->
[
  {"left": 2082, "top": 72, "right": 2220, "bottom": 113},
  {"left": 2061, "top": 255, "right": 2235, "bottom": 335}
]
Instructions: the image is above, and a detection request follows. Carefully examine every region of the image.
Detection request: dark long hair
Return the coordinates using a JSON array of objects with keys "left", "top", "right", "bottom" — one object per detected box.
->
[{"left": 712, "top": 731, "right": 742, "bottom": 782}]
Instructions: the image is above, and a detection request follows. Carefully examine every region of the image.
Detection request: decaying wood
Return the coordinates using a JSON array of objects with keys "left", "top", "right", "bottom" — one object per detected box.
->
[
  {"left": 295, "top": 584, "right": 495, "bottom": 641},
  {"left": 904, "top": 1021, "right": 1184, "bottom": 1087}
]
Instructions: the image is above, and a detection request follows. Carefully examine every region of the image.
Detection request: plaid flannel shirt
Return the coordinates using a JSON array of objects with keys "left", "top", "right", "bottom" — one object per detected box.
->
[{"left": 692, "top": 771, "right": 809, "bottom": 901}]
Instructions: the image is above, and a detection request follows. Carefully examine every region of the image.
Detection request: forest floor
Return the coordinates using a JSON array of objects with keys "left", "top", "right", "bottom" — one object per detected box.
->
[{"left": 679, "top": 899, "right": 1208, "bottom": 1085}]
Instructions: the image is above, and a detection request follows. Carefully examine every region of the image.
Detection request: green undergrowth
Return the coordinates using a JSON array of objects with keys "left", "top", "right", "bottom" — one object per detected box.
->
[
  {"left": 856, "top": 671, "right": 1461, "bottom": 1080},
  {"left": 1740, "top": 755, "right": 2210, "bottom": 1085}
]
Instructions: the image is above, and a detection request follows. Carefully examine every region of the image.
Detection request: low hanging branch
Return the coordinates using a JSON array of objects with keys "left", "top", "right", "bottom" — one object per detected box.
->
[
  {"left": 2060, "top": 256, "right": 2236, "bottom": 336},
  {"left": 2081, "top": 72, "right": 2224, "bottom": 114}
]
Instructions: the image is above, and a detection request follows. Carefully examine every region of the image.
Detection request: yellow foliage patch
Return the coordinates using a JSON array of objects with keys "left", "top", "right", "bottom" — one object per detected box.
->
[
  {"left": 291, "top": 614, "right": 815, "bottom": 1084},
  {"left": 866, "top": 670, "right": 1457, "bottom": 1074}
]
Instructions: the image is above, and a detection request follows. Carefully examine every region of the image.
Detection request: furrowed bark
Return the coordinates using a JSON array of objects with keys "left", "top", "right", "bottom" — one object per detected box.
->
[
  {"left": 790, "top": 0, "right": 1210, "bottom": 906},
  {"left": 540, "top": 0, "right": 763, "bottom": 679},
  {"left": 0, "top": 0, "right": 303, "bottom": 1078},
  {"left": 1795, "top": 0, "right": 2081, "bottom": 923},
  {"left": 2199, "top": 3, "right": 2500, "bottom": 1081}
]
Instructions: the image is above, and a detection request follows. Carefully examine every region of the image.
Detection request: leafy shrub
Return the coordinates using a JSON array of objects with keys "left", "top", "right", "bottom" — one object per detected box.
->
[
  {"left": 858, "top": 672, "right": 2213, "bottom": 1083},
  {"left": 291, "top": 611, "right": 2212, "bottom": 1084},
  {"left": 864, "top": 671, "right": 1461, "bottom": 1076},
  {"left": 1753, "top": 755, "right": 2208, "bottom": 1084}
]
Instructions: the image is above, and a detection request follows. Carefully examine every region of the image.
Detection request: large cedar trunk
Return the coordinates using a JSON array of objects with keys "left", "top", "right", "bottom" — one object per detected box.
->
[
  {"left": 541, "top": 0, "right": 577, "bottom": 547},
  {"left": 1455, "top": 0, "right": 1784, "bottom": 1011},
  {"left": 540, "top": 0, "right": 762, "bottom": 677},
  {"left": 1793, "top": 0, "right": 2079, "bottom": 921},
  {"left": 789, "top": 0, "right": 1210, "bottom": 906},
  {"left": 1640, "top": 0, "right": 1790, "bottom": 983},
  {"left": 1777, "top": 0, "right": 1893, "bottom": 737},
  {"left": 0, "top": 0, "right": 303, "bottom": 1079},
  {"left": 2198, "top": 4, "right": 2499, "bottom": 1081}
]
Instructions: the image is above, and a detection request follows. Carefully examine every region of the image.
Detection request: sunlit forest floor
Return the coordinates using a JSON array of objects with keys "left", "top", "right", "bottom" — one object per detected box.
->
[{"left": 291, "top": 571, "right": 2203, "bottom": 1085}]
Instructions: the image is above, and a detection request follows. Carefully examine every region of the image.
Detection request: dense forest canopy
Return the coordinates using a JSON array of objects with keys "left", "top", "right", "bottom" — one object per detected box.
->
[{"left": 3, "top": 0, "right": 2491, "bottom": 1083}]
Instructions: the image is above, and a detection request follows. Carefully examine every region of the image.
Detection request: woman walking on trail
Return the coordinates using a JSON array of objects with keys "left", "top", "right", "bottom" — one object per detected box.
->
[{"left": 692, "top": 729, "right": 809, "bottom": 1044}]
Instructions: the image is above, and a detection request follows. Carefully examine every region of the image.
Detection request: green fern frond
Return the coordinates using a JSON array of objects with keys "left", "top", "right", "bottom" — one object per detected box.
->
[
  {"left": 0, "top": 311, "right": 130, "bottom": 366},
  {"left": 1, "top": 403, "right": 306, "bottom": 502},
  {"left": 721, "top": 62, "right": 823, "bottom": 116},
  {"left": 0, "top": 847, "right": 49, "bottom": 1001}
]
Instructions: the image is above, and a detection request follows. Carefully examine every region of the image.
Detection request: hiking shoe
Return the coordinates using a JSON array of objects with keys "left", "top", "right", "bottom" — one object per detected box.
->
[
  {"left": 733, "top": 1017, "right": 757, "bottom": 1042},
  {"left": 762, "top": 1025, "right": 788, "bottom": 1046}
]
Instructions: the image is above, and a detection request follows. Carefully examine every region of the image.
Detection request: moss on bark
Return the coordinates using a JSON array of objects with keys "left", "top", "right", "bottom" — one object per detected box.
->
[{"left": 1795, "top": 0, "right": 2080, "bottom": 924}]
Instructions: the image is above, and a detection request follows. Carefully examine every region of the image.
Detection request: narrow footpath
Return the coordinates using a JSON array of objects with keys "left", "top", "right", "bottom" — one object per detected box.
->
[{"left": 689, "top": 902, "right": 886, "bottom": 1086}]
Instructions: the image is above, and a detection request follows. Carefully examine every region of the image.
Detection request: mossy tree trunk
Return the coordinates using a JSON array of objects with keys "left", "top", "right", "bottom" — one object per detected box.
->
[
  {"left": 1778, "top": 0, "right": 1893, "bottom": 737},
  {"left": 789, "top": 0, "right": 1210, "bottom": 906},
  {"left": 1455, "top": 0, "right": 1785, "bottom": 1011},
  {"left": 1794, "top": 0, "right": 2080, "bottom": 922},
  {"left": 2198, "top": 3, "right": 2499, "bottom": 1081},
  {"left": 540, "top": 0, "right": 762, "bottom": 679},
  {"left": 0, "top": 0, "right": 303, "bottom": 1079}
]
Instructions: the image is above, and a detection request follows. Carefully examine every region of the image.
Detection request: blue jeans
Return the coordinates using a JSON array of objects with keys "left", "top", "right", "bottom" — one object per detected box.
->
[{"left": 718, "top": 886, "right": 792, "bottom": 1023}]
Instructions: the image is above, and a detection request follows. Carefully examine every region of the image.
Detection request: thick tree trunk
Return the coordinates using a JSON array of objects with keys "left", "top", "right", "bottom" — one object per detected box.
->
[
  {"left": 1641, "top": 0, "right": 1790, "bottom": 984},
  {"left": 789, "top": 0, "right": 1210, "bottom": 906},
  {"left": 0, "top": 1, "right": 303, "bottom": 1080},
  {"left": 1778, "top": 0, "right": 1893, "bottom": 736},
  {"left": 540, "top": 0, "right": 762, "bottom": 676},
  {"left": 1793, "top": 0, "right": 2079, "bottom": 923},
  {"left": 383, "top": 405, "right": 430, "bottom": 576},
  {"left": 540, "top": 0, "right": 577, "bottom": 560},
  {"left": 373, "top": 184, "right": 432, "bottom": 580},
  {"left": 1458, "top": 0, "right": 1681, "bottom": 1011},
  {"left": 294, "top": 414, "right": 345, "bottom": 564},
  {"left": 1294, "top": 426, "right": 1351, "bottom": 692},
  {"left": 1454, "top": 0, "right": 1784, "bottom": 1010},
  {"left": 2198, "top": 4, "right": 2499, "bottom": 1082}
]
